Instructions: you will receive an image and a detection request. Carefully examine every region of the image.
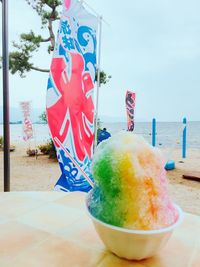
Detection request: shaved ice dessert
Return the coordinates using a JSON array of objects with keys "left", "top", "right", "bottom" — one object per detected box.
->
[{"left": 88, "top": 132, "right": 178, "bottom": 230}]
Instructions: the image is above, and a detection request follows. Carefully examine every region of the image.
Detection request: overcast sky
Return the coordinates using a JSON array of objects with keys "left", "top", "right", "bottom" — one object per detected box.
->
[{"left": 0, "top": 0, "right": 200, "bottom": 121}]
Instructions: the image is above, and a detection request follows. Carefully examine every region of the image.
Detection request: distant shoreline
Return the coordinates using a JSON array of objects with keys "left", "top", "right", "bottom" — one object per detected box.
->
[
  {"left": 1, "top": 122, "right": 200, "bottom": 149},
  {"left": 0, "top": 121, "right": 200, "bottom": 125},
  {"left": 0, "top": 122, "right": 47, "bottom": 125}
]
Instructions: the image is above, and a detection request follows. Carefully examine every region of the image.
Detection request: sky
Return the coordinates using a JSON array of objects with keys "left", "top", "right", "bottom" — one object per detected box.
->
[{"left": 0, "top": 0, "right": 200, "bottom": 122}]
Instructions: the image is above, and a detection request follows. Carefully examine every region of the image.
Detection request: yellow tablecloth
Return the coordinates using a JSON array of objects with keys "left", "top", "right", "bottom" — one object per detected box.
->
[{"left": 0, "top": 191, "right": 199, "bottom": 266}]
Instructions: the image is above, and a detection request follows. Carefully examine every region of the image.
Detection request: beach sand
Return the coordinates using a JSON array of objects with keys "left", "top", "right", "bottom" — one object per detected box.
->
[
  {"left": 0, "top": 141, "right": 60, "bottom": 192},
  {"left": 0, "top": 142, "right": 200, "bottom": 215}
]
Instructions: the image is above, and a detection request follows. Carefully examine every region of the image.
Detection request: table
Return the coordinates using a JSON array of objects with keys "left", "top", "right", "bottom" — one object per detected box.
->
[{"left": 0, "top": 192, "right": 199, "bottom": 267}]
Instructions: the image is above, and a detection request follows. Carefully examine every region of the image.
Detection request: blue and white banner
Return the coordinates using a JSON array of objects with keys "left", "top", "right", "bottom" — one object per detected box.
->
[{"left": 46, "top": 0, "right": 97, "bottom": 192}]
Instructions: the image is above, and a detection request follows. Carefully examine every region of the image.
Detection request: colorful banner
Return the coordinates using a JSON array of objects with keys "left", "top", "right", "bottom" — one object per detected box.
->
[
  {"left": 125, "top": 91, "right": 136, "bottom": 131},
  {"left": 20, "top": 101, "right": 33, "bottom": 141},
  {"left": 46, "top": 0, "right": 97, "bottom": 192}
]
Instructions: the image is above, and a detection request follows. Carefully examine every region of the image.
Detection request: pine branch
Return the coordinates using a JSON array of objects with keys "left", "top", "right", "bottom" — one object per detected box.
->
[
  {"left": 30, "top": 66, "right": 50, "bottom": 72},
  {"left": 41, "top": 37, "right": 51, "bottom": 42}
]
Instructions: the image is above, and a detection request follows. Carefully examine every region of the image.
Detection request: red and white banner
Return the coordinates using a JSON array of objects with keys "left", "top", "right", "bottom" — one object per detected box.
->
[
  {"left": 125, "top": 91, "right": 136, "bottom": 131},
  {"left": 46, "top": 0, "right": 98, "bottom": 192},
  {"left": 20, "top": 101, "right": 33, "bottom": 141}
]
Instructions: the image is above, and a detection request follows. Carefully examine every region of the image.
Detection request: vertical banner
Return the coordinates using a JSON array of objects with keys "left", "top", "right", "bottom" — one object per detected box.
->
[
  {"left": 125, "top": 91, "right": 136, "bottom": 131},
  {"left": 46, "top": 0, "right": 97, "bottom": 192},
  {"left": 20, "top": 101, "right": 33, "bottom": 141}
]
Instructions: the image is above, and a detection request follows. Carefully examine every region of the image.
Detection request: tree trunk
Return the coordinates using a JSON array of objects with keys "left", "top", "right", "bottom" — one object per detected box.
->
[{"left": 48, "top": 18, "right": 55, "bottom": 50}]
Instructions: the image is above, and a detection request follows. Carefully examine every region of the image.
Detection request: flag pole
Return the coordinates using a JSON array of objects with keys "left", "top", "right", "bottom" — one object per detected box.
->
[
  {"left": 1, "top": 0, "right": 10, "bottom": 191},
  {"left": 80, "top": 0, "right": 109, "bottom": 26},
  {"left": 79, "top": 1, "right": 108, "bottom": 151},
  {"left": 94, "top": 16, "right": 102, "bottom": 151}
]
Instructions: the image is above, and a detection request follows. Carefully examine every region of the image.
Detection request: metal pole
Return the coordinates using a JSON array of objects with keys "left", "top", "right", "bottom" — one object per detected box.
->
[
  {"left": 94, "top": 16, "right": 102, "bottom": 151},
  {"left": 152, "top": 118, "right": 156, "bottom": 147},
  {"left": 80, "top": 0, "right": 109, "bottom": 26},
  {"left": 2, "top": 0, "right": 10, "bottom": 191},
  {"left": 182, "top": 117, "right": 187, "bottom": 159}
]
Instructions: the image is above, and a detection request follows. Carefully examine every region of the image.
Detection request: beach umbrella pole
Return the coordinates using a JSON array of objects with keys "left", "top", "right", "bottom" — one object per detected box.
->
[{"left": 1, "top": 0, "right": 10, "bottom": 191}]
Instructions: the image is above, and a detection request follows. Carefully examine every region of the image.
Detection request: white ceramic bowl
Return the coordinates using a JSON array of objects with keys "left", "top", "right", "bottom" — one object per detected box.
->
[{"left": 86, "top": 199, "right": 183, "bottom": 260}]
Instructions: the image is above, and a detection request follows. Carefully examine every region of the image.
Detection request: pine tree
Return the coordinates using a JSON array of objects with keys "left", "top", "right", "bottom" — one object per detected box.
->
[{"left": 8, "top": 0, "right": 111, "bottom": 84}]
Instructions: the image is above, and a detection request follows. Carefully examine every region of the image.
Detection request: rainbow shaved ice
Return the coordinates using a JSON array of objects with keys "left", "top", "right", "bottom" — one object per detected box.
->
[{"left": 88, "top": 132, "right": 178, "bottom": 230}]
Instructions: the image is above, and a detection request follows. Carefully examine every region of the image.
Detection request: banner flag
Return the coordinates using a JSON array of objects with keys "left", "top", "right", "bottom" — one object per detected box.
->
[
  {"left": 20, "top": 101, "right": 33, "bottom": 141},
  {"left": 125, "top": 91, "right": 136, "bottom": 131},
  {"left": 46, "top": 0, "right": 98, "bottom": 192}
]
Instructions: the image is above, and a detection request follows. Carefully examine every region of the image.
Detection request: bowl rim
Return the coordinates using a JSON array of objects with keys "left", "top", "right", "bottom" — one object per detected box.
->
[{"left": 86, "top": 194, "right": 184, "bottom": 235}]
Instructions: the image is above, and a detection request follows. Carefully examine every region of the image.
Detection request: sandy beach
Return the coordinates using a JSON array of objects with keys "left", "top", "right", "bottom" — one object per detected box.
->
[{"left": 0, "top": 142, "right": 200, "bottom": 216}]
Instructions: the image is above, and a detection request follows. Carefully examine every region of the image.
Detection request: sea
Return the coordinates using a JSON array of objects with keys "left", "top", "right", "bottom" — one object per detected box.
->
[{"left": 0, "top": 121, "right": 200, "bottom": 149}]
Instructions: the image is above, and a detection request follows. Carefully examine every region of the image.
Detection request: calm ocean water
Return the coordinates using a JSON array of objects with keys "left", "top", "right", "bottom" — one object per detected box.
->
[
  {"left": 0, "top": 121, "right": 200, "bottom": 148},
  {"left": 104, "top": 121, "right": 200, "bottom": 149}
]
